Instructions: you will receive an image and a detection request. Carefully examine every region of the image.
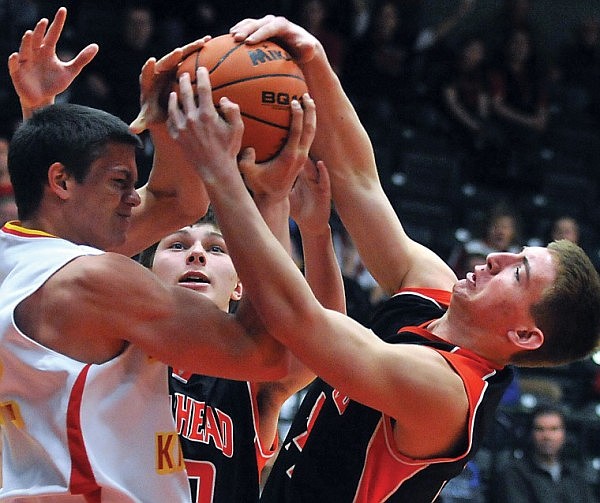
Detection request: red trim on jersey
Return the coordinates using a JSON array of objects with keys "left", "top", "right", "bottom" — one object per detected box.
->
[
  {"left": 1, "top": 221, "right": 57, "bottom": 238},
  {"left": 67, "top": 364, "right": 102, "bottom": 499},
  {"left": 249, "top": 382, "right": 277, "bottom": 477},
  {"left": 396, "top": 287, "right": 452, "bottom": 307}
]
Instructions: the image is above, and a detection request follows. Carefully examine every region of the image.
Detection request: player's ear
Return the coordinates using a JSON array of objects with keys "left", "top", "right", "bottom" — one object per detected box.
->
[
  {"left": 507, "top": 327, "right": 544, "bottom": 350},
  {"left": 231, "top": 280, "right": 243, "bottom": 302},
  {"left": 48, "top": 162, "right": 71, "bottom": 199}
]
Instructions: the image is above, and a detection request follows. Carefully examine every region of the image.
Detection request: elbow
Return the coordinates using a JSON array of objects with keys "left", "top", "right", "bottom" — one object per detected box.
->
[{"left": 256, "top": 339, "right": 292, "bottom": 381}]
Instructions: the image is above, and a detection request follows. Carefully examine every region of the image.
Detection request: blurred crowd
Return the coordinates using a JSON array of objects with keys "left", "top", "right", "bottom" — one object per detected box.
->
[{"left": 1, "top": 1, "right": 600, "bottom": 500}]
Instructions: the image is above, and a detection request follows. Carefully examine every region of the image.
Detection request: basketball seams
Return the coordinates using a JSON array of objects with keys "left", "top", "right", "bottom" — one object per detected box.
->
[
  {"left": 240, "top": 112, "right": 290, "bottom": 131},
  {"left": 203, "top": 43, "right": 245, "bottom": 74},
  {"left": 211, "top": 74, "right": 306, "bottom": 92}
]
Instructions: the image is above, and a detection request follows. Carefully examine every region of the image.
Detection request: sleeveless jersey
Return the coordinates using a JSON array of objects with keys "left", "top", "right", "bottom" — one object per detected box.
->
[
  {"left": 0, "top": 222, "right": 191, "bottom": 502},
  {"left": 170, "top": 371, "right": 276, "bottom": 503},
  {"left": 260, "top": 289, "right": 514, "bottom": 503}
]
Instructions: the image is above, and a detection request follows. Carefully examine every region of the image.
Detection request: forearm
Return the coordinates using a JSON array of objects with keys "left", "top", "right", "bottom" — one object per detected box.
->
[
  {"left": 301, "top": 225, "right": 346, "bottom": 313},
  {"left": 146, "top": 123, "right": 210, "bottom": 216},
  {"left": 299, "top": 46, "right": 378, "bottom": 191},
  {"left": 202, "top": 156, "right": 319, "bottom": 340},
  {"left": 253, "top": 194, "right": 292, "bottom": 254}
]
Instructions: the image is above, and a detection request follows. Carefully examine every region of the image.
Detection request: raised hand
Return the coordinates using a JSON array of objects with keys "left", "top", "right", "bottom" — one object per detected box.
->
[
  {"left": 290, "top": 159, "right": 332, "bottom": 236},
  {"left": 166, "top": 68, "right": 244, "bottom": 176},
  {"left": 238, "top": 93, "right": 316, "bottom": 203},
  {"left": 7, "top": 7, "right": 98, "bottom": 118},
  {"left": 230, "top": 16, "right": 319, "bottom": 64},
  {"left": 130, "top": 36, "right": 210, "bottom": 133}
]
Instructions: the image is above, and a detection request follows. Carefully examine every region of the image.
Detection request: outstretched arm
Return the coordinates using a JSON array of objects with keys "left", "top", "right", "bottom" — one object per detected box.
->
[
  {"left": 230, "top": 17, "right": 457, "bottom": 294},
  {"left": 239, "top": 148, "right": 343, "bottom": 449},
  {"left": 167, "top": 69, "right": 469, "bottom": 460}
]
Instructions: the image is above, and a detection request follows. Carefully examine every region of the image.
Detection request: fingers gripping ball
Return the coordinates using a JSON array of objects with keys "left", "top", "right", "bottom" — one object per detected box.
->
[{"left": 174, "top": 34, "right": 308, "bottom": 163}]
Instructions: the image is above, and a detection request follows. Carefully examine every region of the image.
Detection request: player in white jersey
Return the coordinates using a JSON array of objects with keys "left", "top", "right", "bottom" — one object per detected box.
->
[{"left": 0, "top": 10, "right": 317, "bottom": 501}]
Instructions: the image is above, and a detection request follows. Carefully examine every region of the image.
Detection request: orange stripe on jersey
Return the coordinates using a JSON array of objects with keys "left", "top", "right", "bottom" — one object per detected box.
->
[{"left": 2, "top": 221, "right": 57, "bottom": 238}]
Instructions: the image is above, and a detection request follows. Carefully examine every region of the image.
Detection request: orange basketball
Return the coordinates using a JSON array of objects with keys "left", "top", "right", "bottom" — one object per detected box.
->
[{"left": 174, "top": 34, "right": 308, "bottom": 163}]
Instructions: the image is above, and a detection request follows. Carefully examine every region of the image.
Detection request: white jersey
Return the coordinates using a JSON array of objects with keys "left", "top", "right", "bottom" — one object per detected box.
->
[{"left": 0, "top": 222, "right": 191, "bottom": 502}]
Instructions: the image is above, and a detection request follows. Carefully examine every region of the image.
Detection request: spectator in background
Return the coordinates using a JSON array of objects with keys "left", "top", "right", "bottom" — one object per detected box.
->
[
  {"left": 443, "top": 36, "right": 490, "bottom": 144},
  {"left": 0, "top": 136, "right": 11, "bottom": 198},
  {"left": 558, "top": 16, "right": 600, "bottom": 125},
  {"left": 491, "top": 404, "right": 598, "bottom": 503},
  {"left": 448, "top": 200, "right": 522, "bottom": 279},
  {"left": 342, "top": 0, "right": 415, "bottom": 121},
  {"left": 483, "top": 0, "right": 544, "bottom": 63},
  {"left": 409, "top": 0, "right": 477, "bottom": 103},
  {"left": 177, "top": 1, "right": 230, "bottom": 47},
  {"left": 549, "top": 216, "right": 580, "bottom": 245},
  {"left": 335, "top": 0, "right": 372, "bottom": 42},
  {"left": 291, "top": 0, "right": 346, "bottom": 75},
  {"left": 487, "top": 27, "right": 550, "bottom": 186},
  {"left": 92, "top": 4, "right": 167, "bottom": 121},
  {"left": 93, "top": 4, "right": 168, "bottom": 182},
  {"left": 441, "top": 35, "right": 506, "bottom": 184}
]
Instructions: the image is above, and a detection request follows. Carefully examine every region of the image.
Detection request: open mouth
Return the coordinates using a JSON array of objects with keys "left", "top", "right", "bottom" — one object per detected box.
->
[{"left": 178, "top": 272, "right": 210, "bottom": 285}]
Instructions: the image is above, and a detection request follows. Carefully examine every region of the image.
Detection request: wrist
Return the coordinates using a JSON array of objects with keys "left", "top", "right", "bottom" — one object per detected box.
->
[{"left": 21, "top": 99, "right": 55, "bottom": 119}]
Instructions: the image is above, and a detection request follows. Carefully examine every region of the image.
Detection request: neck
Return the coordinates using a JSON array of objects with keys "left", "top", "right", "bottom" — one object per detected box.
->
[{"left": 428, "top": 312, "right": 509, "bottom": 367}]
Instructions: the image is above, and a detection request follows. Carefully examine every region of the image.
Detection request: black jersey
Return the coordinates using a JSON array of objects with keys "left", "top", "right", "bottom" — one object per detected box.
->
[
  {"left": 170, "top": 372, "right": 273, "bottom": 503},
  {"left": 260, "top": 289, "right": 513, "bottom": 502}
]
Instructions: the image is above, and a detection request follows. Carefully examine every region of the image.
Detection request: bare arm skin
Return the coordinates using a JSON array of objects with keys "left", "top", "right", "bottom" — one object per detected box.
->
[
  {"left": 14, "top": 251, "right": 287, "bottom": 382},
  {"left": 166, "top": 68, "right": 469, "bottom": 459}
]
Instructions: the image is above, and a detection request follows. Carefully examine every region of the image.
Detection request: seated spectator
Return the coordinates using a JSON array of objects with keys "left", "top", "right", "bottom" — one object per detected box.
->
[
  {"left": 341, "top": 0, "right": 415, "bottom": 121},
  {"left": 441, "top": 35, "right": 506, "bottom": 183},
  {"left": 442, "top": 36, "right": 491, "bottom": 146},
  {"left": 487, "top": 27, "right": 551, "bottom": 186},
  {"left": 291, "top": 0, "right": 346, "bottom": 75},
  {"left": 558, "top": 16, "right": 600, "bottom": 123},
  {"left": 491, "top": 404, "right": 599, "bottom": 503},
  {"left": 448, "top": 201, "right": 522, "bottom": 278},
  {"left": 549, "top": 216, "right": 580, "bottom": 244}
]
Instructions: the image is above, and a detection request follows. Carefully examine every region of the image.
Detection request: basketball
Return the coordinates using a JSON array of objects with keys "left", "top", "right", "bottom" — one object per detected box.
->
[{"left": 174, "top": 34, "right": 308, "bottom": 163}]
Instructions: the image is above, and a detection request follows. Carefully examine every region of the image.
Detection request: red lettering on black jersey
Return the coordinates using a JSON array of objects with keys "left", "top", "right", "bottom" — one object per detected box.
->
[
  {"left": 173, "top": 394, "right": 234, "bottom": 458},
  {"left": 173, "top": 393, "right": 193, "bottom": 436},
  {"left": 290, "top": 392, "right": 326, "bottom": 452},
  {"left": 203, "top": 405, "right": 224, "bottom": 451},
  {"left": 215, "top": 409, "right": 234, "bottom": 458}
]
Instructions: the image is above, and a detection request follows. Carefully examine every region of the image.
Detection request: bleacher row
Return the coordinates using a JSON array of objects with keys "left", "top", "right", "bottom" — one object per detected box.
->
[{"left": 366, "top": 113, "right": 600, "bottom": 270}]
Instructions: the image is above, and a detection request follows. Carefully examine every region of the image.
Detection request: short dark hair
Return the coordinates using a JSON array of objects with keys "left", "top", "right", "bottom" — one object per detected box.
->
[
  {"left": 511, "top": 240, "right": 600, "bottom": 366},
  {"left": 8, "top": 103, "right": 141, "bottom": 220}
]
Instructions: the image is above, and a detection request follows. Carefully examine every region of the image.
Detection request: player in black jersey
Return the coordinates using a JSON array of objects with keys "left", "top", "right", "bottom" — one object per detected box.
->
[
  {"left": 162, "top": 15, "right": 600, "bottom": 502},
  {"left": 139, "top": 156, "right": 344, "bottom": 502}
]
